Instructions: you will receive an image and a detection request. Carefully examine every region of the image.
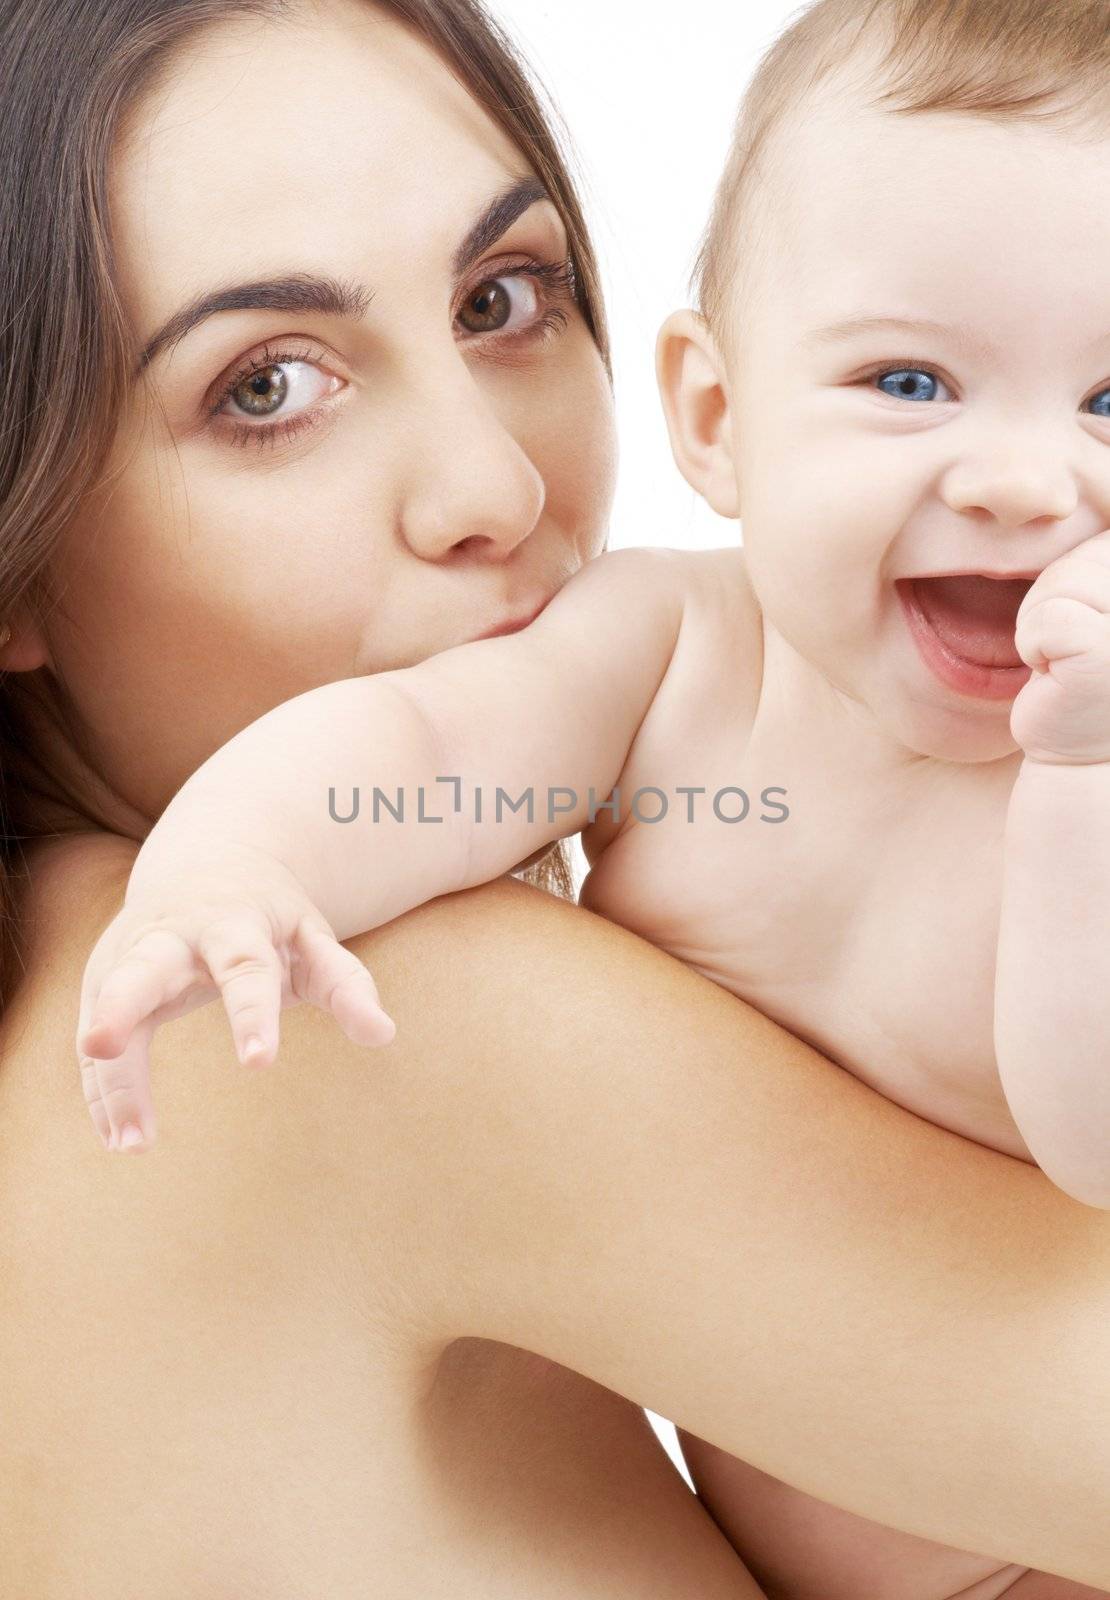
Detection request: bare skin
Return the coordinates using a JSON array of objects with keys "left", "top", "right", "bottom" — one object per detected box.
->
[
  {"left": 0, "top": 3, "right": 765, "bottom": 1590},
  {"left": 650, "top": 83, "right": 1110, "bottom": 1599},
  {"left": 2, "top": 835, "right": 1109, "bottom": 1596},
  {"left": 61, "top": 76, "right": 1110, "bottom": 1591},
  {"left": 1, "top": 834, "right": 769, "bottom": 1599},
  {"left": 2, "top": 2, "right": 1109, "bottom": 1593}
]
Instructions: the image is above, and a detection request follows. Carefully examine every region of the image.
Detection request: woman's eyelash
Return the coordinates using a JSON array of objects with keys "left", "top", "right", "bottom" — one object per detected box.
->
[
  {"left": 518, "top": 255, "right": 577, "bottom": 313},
  {"left": 209, "top": 255, "right": 579, "bottom": 453},
  {"left": 208, "top": 340, "right": 332, "bottom": 452},
  {"left": 471, "top": 252, "right": 579, "bottom": 336}
]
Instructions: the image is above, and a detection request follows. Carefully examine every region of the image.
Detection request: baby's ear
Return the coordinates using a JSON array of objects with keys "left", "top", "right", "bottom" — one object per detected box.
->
[{"left": 655, "top": 309, "right": 740, "bottom": 518}]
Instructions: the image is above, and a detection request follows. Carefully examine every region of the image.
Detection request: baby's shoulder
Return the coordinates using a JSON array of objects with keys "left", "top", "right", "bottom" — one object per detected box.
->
[
  {"left": 578, "top": 545, "right": 764, "bottom": 867},
  {"left": 659, "top": 543, "right": 764, "bottom": 705},
  {"left": 592, "top": 543, "right": 763, "bottom": 804},
  {"left": 596, "top": 542, "right": 761, "bottom": 669},
  {"left": 679, "top": 542, "right": 759, "bottom": 615}
]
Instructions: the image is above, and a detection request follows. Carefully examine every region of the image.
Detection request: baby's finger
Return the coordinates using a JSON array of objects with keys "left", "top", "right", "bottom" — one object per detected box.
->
[
  {"left": 196, "top": 912, "right": 287, "bottom": 1069},
  {"left": 1015, "top": 595, "right": 1106, "bottom": 669},
  {"left": 76, "top": 977, "right": 110, "bottom": 1148},
  {"left": 83, "top": 1015, "right": 159, "bottom": 1154},
  {"left": 79, "top": 1054, "right": 113, "bottom": 1150},
  {"left": 78, "top": 926, "right": 196, "bottom": 1061},
  {"left": 294, "top": 916, "right": 396, "bottom": 1046}
]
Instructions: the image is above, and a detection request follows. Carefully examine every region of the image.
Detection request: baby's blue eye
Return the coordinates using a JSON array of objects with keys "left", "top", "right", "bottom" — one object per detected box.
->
[
  {"left": 1087, "top": 388, "right": 1110, "bottom": 418},
  {"left": 874, "top": 368, "right": 944, "bottom": 402}
]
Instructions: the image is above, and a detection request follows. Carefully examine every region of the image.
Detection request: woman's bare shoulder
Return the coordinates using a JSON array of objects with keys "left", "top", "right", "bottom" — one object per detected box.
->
[
  {"left": 7, "top": 839, "right": 1110, "bottom": 1583},
  {"left": 0, "top": 828, "right": 313, "bottom": 1238},
  {"left": 11, "top": 830, "right": 141, "bottom": 978},
  {"left": 0, "top": 830, "right": 427, "bottom": 1307},
  {"left": 0, "top": 837, "right": 647, "bottom": 1310},
  {"left": 2, "top": 847, "right": 711, "bottom": 1598},
  {"left": 1, "top": 832, "right": 777, "bottom": 1365},
  {"left": 2, "top": 832, "right": 626, "bottom": 1173}
]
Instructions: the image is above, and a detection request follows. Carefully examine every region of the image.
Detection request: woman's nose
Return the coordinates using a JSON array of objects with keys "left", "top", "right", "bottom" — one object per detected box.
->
[
  {"left": 398, "top": 372, "right": 546, "bottom": 563},
  {"left": 939, "top": 435, "right": 1079, "bottom": 529}
]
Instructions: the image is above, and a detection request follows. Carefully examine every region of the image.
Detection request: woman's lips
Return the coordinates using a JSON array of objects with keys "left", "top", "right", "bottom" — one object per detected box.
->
[
  {"left": 896, "top": 575, "right": 1034, "bottom": 701},
  {"left": 469, "top": 594, "right": 553, "bottom": 643}
]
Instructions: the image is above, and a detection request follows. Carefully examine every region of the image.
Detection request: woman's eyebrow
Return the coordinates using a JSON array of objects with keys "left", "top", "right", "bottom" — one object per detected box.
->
[
  {"left": 132, "top": 174, "right": 551, "bottom": 379},
  {"left": 452, "top": 174, "right": 549, "bottom": 277}
]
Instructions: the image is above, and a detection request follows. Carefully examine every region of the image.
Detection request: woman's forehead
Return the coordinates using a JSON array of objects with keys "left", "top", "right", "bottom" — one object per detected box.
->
[{"left": 110, "top": 1, "right": 529, "bottom": 336}]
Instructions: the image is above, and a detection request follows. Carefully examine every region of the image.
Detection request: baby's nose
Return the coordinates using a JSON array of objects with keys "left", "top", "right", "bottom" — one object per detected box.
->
[{"left": 939, "top": 444, "right": 1078, "bottom": 530}]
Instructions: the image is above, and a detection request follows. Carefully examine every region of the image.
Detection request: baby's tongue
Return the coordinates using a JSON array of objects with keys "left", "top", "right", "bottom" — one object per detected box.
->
[{"left": 911, "top": 575, "right": 1029, "bottom": 668}]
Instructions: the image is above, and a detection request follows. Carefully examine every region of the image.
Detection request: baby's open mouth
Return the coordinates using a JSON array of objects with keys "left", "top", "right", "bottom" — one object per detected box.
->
[{"left": 904, "top": 574, "right": 1033, "bottom": 668}]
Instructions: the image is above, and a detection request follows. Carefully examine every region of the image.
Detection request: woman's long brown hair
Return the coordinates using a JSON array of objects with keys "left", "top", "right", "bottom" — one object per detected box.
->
[{"left": 0, "top": 0, "right": 611, "bottom": 1014}]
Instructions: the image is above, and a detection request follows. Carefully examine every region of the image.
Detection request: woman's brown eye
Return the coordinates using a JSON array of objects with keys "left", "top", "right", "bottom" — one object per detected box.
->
[
  {"left": 459, "top": 278, "right": 512, "bottom": 334},
  {"left": 234, "top": 364, "right": 289, "bottom": 415}
]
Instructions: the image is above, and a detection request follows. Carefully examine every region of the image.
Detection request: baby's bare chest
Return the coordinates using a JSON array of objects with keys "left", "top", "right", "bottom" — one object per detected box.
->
[{"left": 581, "top": 710, "right": 1031, "bottom": 1161}]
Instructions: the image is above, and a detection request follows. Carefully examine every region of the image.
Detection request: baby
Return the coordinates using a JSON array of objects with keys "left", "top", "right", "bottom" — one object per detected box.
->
[{"left": 76, "top": 0, "right": 1110, "bottom": 1595}]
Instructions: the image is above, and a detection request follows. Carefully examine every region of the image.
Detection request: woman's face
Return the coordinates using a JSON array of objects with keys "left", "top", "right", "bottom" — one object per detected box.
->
[{"left": 42, "top": 0, "right": 616, "bottom": 826}]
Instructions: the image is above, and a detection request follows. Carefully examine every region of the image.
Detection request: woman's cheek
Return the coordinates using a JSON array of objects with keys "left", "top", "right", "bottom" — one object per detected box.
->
[{"left": 535, "top": 350, "right": 618, "bottom": 556}]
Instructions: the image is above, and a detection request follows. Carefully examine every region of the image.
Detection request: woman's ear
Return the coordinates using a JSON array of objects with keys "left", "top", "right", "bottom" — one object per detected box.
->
[
  {"left": 0, "top": 601, "right": 52, "bottom": 673},
  {"left": 655, "top": 309, "right": 741, "bottom": 519}
]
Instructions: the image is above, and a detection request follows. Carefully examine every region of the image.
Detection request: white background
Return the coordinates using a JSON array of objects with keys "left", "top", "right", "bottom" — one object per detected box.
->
[
  {"left": 486, "top": 0, "right": 799, "bottom": 554},
  {"left": 487, "top": 0, "right": 800, "bottom": 1493}
]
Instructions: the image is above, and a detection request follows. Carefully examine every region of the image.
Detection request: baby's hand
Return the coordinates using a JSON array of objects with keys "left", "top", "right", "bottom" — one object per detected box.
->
[
  {"left": 76, "top": 844, "right": 396, "bottom": 1154},
  {"left": 1010, "top": 528, "right": 1110, "bottom": 765}
]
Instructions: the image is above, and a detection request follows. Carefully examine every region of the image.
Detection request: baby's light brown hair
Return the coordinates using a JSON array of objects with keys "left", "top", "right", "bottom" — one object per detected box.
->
[{"left": 694, "top": 0, "right": 1110, "bottom": 343}]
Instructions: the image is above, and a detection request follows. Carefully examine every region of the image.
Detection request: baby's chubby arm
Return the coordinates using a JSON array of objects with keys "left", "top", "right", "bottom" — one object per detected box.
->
[
  {"left": 76, "top": 545, "right": 691, "bottom": 1151},
  {"left": 266, "top": 542, "right": 689, "bottom": 940},
  {"left": 996, "top": 528, "right": 1110, "bottom": 1208}
]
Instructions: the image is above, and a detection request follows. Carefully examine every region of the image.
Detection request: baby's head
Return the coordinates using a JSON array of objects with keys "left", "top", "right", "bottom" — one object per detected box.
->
[{"left": 659, "top": 0, "right": 1110, "bottom": 763}]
